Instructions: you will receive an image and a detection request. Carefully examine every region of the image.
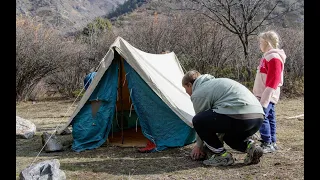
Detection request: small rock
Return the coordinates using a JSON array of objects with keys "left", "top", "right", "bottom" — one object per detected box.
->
[
  {"left": 59, "top": 128, "right": 72, "bottom": 135},
  {"left": 16, "top": 116, "right": 36, "bottom": 139},
  {"left": 42, "top": 132, "right": 63, "bottom": 152}
]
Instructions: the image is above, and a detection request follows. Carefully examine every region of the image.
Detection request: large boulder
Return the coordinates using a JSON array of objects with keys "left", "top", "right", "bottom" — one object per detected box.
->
[
  {"left": 19, "top": 159, "right": 66, "bottom": 180},
  {"left": 16, "top": 116, "right": 36, "bottom": 139}
]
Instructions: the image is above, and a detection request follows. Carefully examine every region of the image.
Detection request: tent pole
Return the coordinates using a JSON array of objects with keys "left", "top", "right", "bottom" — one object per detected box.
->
[{"left": 119, "top": 56, "right": 124, "bottom": 144}]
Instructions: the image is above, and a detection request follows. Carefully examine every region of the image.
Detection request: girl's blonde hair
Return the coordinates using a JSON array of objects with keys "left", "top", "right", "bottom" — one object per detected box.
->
[
  {"left": 182, "top": 70, "right": 201, "bottom": 85},
  {"left": 258, "top": 30, "right": 280, "bottom": 49}
]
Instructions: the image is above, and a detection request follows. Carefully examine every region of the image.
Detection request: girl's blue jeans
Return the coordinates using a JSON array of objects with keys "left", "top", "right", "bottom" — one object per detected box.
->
[{"left": 259, "top": 102, "right": 276, "bottom": 143}]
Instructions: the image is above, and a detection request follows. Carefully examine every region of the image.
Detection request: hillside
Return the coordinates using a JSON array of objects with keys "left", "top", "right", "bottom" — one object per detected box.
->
[
  {"left": 109, "top": 0, "right": 304, "bottom": 29},
  {"left": 16, "top": 0, "right": 304, "bottom": 35},
  {"left": 16, "top": 0, "right": 126, "bottom": 34}
]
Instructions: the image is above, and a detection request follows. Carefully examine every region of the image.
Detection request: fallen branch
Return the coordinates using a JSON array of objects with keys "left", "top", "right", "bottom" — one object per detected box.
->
[{"left": 286, "top": 114, "right": 304, "bottom": 119}]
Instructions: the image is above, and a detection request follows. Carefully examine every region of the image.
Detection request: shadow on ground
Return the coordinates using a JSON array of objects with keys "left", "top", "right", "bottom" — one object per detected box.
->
[{"left": 17, "top": 134, "right": 251, "bottom": 175}]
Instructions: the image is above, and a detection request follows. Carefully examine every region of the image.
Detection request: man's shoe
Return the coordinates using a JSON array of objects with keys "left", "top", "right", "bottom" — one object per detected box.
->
[
  {"left": 203, "top": 151, "right": 235, "bottom": 166},
  {"left": 244, "top": 141, "right": 264, "bottom": 165}
]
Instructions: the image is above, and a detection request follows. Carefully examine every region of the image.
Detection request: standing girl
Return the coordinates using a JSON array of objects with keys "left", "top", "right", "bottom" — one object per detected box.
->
[{"left": 253, "top": 30, "right": 287, "bottom": 153}]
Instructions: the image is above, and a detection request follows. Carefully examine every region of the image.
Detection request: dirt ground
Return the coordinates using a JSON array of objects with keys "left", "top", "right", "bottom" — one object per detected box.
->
[{"left": 16, "top": 97, "right": 304, "bottom": 180}]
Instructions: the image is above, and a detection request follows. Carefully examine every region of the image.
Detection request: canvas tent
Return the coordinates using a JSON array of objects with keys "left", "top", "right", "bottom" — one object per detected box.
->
[{"left": 57, "top": 37, "right": 196, "bottom": 152}]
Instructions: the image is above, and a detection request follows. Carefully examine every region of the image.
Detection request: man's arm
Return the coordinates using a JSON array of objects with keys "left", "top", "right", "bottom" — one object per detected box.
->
[
  {"left": 191, "top": 96, "right": 212, "bottom": 114},
  {"left": 191, "top": 96, "right": 211, "bottom": 148},
  {"left": 195, "top": 132, "right": 204, "bottom": 149}
]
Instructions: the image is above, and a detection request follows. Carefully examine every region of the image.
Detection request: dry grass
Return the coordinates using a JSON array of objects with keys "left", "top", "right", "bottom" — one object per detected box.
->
[{"left": 16, "top": 97, "right": 304, "bottom": 180}]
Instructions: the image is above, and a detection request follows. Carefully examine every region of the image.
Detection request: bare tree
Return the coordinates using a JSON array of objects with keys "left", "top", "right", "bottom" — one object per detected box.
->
[
  {"left": 276, "top": 26, "right": 304, "bottom": 96},
  {"left": 45, "top": 30, "right": 116, "bottom": 98},
  {"left": 44, "top": 42, "right": 90, "bottom": 97},
  {"left": 179, "top": 0, "right": 303, "bottom": 77},
  {"left": 118, "top": 14, "right": 172, "bottom": 53},
  {"left": 16, "top": 15, "right": 68, "bottom": 101},
  {"left": 116, "top": 11, "right": 238, "bottom": 74},
  {"left": 277, "top": 27, "right": 304, "bottom": 77},
  {"left": 175, "top": 13, "right": 240, "bottom": 73}
]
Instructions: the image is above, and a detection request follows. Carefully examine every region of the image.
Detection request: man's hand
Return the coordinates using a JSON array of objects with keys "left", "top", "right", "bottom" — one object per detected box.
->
[{"left": 190, "top": 145, "right": 205, "bottom": 160}]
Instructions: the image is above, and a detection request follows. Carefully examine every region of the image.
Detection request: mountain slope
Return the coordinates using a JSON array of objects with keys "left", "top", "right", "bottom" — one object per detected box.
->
[{"left": 16, "top": 0, "right": 125, "bottom": 34}]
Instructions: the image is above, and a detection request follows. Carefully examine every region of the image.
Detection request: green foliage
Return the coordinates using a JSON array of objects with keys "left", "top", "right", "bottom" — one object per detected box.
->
[
  {"left": 282, "top": 76, "right": 304, "bottom": 98},
  {"left": 107, "top": 0, "right": 146, "bottom": 19},
  {"left": 82, "top": 17, "right": 112, "bottom": 36},
  {"left": 241, "top": 81, "right": 255, "bottom": 91},
  {"left": 211, "top": 66, "right": 254, "bottom": 83},
  {"left": 182, "top": 64, "right": 303, "bottom": 97},
  {"left": 213, "top": 67, "right": 236, "bottom": 79}
]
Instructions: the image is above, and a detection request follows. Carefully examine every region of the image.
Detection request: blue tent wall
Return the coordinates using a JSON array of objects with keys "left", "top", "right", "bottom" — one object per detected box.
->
[
  {"left": 70, "top": 58, "right": 195, "bottom": 152},
  {"left": 71, "top": 60, "right": 119, "bottom": 152},
  {"left": 123, "top": 61, "right": 196, "bottom": 151}
]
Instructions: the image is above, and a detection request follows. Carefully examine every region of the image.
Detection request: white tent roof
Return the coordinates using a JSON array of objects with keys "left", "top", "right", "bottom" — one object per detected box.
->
[{"left": 57, "top": 37, "right": 195, "bottom": 134}]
